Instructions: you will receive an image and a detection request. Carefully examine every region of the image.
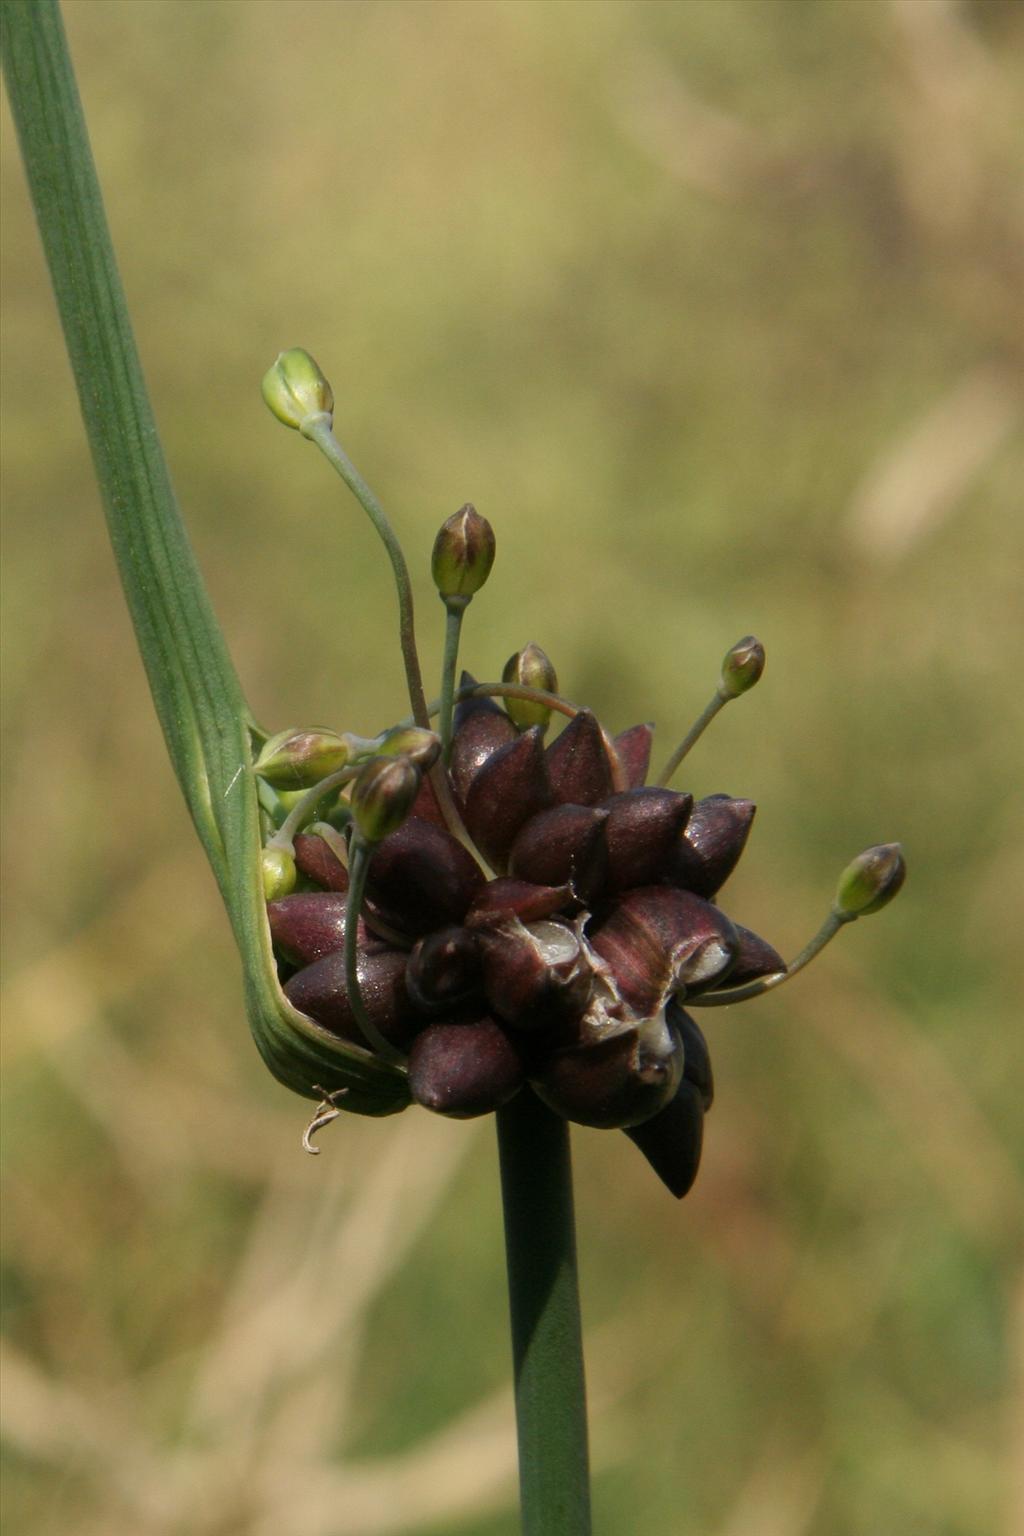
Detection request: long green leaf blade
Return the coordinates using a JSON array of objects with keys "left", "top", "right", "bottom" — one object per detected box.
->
[
  {"left": 2, "top": 0, "right": 409, "bottom": 1116},
  {"left": 2, "top": 0, "right": 243, "bottom": 881}
]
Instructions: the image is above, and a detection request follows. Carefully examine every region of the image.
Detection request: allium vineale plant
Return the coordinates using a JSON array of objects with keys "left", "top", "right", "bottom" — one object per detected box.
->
[{"left": 1, "top": 6, "right": 905, "bottom": 1521}]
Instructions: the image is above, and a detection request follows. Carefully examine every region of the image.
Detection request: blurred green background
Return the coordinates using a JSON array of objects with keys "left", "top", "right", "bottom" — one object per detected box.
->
[{"left": 3, "top": 2, "right": 1023, "bottom": 1533}]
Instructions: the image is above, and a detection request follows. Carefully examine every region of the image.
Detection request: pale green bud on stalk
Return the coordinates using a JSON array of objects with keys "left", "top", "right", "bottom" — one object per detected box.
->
[
  {"left": 432, "top": 504, "right": 496, "bottom": 602},
  {"left": 261, "top": 844, "right": 297, "bottom": 900},
  {"left": 693, "top": 840, "right": 908, "bottom": 1009},
  {"left": 255, "top": 726, "right": 352, "bottom": 788},
  {"left": 351, "top": 756, "right": 422, "bottom": 844},
  {"left": 834, "top": 843, "right": 906, "bottom": 919},
  {"left": 657, "top": 634, "right": 766, "bottom": 786},
  {"left": 261, "top": 348, "right": 334, "bottom": 437},
  {"left": 503, "top": 643, "right": 558, "bottom": 730},
  {"left": 719, "top": 635, "right": 765, "bottom": 699},
  {"left": 434, "top": 507, "right": 495, "bottom": 761},
  {"left": 378, "top": 725, "right": 442, "bottom": 772}
]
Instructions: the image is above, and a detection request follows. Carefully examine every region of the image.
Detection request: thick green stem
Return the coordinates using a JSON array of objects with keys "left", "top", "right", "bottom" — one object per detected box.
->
[{"left": 497, "top": 1091, "right": 592, "bottom": 1535}]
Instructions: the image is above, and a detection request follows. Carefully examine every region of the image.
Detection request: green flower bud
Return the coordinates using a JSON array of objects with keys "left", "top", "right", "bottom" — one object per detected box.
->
[
  {"left": 835, "top": 843, "right": 906, "bottom": 918},
  {"left": 502, "top": 643, "right": 558, "bottom": 730},
  {"left": 351, "top": 756, "right": 421, "bottom": 844},
  {"left": 261, "top": 844, "right": 297, "bottom": 900},
  {"left": 255, "top": 726, "right": 351, "bottom": 788},
  {"left": 720, "top": 635, "right": 765, "bottom": 698},
  {"left": 377, "top": 725, "right": 442, "bottom": 772},
  {"left": 261, "top": 348, "right": 334, "bottom": 435},
  {"left": 431, "top": 504, "right": 496, "bottom": 601}
]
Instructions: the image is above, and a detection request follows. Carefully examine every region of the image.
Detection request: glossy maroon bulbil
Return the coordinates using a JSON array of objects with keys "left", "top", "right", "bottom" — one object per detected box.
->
[{"left": 269, "top": 685, "right": 784, "bottom": 1196}]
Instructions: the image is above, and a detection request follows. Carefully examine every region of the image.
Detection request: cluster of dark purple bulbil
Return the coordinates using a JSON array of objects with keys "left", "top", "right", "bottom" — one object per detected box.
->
[
  {"left": 267, "top": 685, "right": 784, "bottom": 1198},
  {"left": 257, "top": 351, "right": 904, "bottom": 1194}
]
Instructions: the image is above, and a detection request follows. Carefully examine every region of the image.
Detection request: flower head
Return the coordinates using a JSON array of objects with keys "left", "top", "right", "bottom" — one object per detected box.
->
[
  {"left": 257, "top": 350, "right": 905, "bottom": 1194},
  {"left": 264, "top": 688, "right": 786, "bottom": 1196}
]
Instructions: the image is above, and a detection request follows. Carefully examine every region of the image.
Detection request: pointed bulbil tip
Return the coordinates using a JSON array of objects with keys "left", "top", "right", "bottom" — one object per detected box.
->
[
  {"left": 463, "top": 726, "right": 553, "bottom": 872},
  {"left": 624, "top": 1077, "right": 705, "bottom": 1198},
  {"left": 450, "top": 673, "right": 519, "bottom": 802},
  {"left": 600, "top": 787, "right": 692, "bottom": 893},
  {"left": 713, "top": 923, "right": 784, "bottom": 987},
  {"left": 613, "top": 723, "right": 655, "bottom": 789},
  {"left": 671, "top": 794, "right": 756, "bottom": 899},
  {"left": 545, "top": 710, "right": 617, "bottom": 807},
  {"left": 508, "top": 802, "right": 609, "bottom": 902}
]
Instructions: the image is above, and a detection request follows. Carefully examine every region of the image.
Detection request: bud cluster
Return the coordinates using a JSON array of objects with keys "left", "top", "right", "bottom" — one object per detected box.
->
[
  {"left": 258, "top": 352, "right": 905, "bottom": 1195},
  {"left": 263, "top": 682, "right": 795, "bottom": 1196}
]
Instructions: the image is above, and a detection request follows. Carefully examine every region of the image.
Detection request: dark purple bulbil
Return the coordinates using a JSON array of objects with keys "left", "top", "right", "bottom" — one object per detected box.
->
[{"left": 270, "top": 693, "right": 784, "bottom": 1196}]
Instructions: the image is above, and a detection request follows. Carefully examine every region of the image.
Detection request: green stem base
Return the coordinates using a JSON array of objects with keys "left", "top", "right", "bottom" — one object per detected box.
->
[{"left": 497, "top": 1091, "right": 592, "bottom": 1535}]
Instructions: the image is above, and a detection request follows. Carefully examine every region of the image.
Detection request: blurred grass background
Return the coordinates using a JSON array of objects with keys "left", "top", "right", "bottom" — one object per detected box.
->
[{"left": 2, "top": 1, "right": 1023, "bottom": 1533}]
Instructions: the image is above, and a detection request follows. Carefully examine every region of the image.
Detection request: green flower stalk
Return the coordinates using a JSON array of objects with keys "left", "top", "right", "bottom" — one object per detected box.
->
[
  {"left": 691, "top": 842, "right": 907, "bottom": 1009},
  {"left": 656, "top": 633, "right": 766, "bottom": 786}
]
